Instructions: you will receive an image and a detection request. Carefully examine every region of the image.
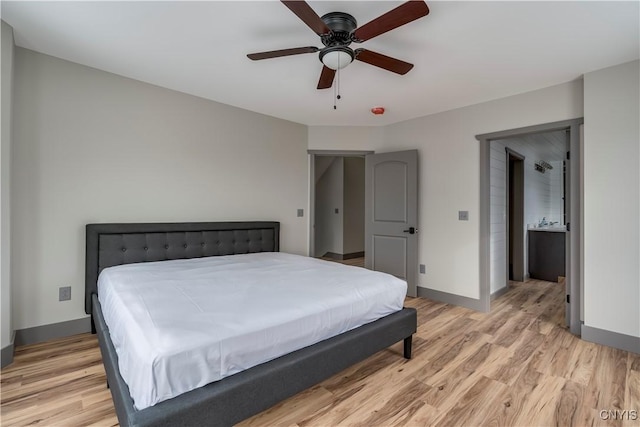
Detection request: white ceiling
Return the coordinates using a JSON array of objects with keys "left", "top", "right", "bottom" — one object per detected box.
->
[{"left": 2, "top": 1, "right": 639, "bottom": 126}]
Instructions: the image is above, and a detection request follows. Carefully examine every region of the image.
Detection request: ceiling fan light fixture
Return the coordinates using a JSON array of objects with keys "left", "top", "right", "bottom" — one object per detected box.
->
[{"left": 320, "top": 46, "right": 354, "bottom": 70}]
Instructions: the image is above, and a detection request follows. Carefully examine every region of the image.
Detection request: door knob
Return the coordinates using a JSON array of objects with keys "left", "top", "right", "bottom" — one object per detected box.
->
[{"left": 403, "top": 227, "right": 416, "bottom": 234}]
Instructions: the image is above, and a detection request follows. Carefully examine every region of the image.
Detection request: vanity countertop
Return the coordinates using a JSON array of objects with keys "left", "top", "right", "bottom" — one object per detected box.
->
[{"left": 528, "top": 225, "right": 566, "bottom": 233}]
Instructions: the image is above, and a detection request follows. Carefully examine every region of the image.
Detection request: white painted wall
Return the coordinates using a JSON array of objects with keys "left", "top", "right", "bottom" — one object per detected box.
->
[
  {"left": 314, "top": 157, "right": 343, "bottom": 257},
  {"left": 583, "top": 60, "right": 639, "bottom": 338},
  {"left": 11, "top": 48, "right": 308, "bottom": 330},
  {"left": 1, "top": 21, "right": 15, "bottom": 354},
  {"left": 309, "top": 80, "right": 583, "bottom": 299},
  {"left": 307, "top": 126, "right": 385, "bottom": 152},
  {"left": 343, "top": 157, "right": 365, "bottom": 255},
  {"left": 489, "top": 132, "right": 566, "bottom": 293}
]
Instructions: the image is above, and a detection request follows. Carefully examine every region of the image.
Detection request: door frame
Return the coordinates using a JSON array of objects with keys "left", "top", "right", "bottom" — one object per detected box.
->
[
  {"left": 476, "top": 118, "right": 583, "bottom": 335},
  {"left": 308, "top": 150, "right": 373, "bottom": 257},
  {"left": 506, "top": 148, "right": 525, "bottom": 283}
]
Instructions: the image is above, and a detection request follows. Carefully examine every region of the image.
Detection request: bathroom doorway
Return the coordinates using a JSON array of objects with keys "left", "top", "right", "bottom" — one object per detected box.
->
[
  {"left": 477, "top": 118, "right": 583, "bottom": 335},
  {"left": 507, "top": 148, "right": 525, "bottom": 282}
]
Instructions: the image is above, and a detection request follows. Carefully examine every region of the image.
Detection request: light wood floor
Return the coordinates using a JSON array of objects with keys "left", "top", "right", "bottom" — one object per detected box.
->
[
  {"left": 319, "top": 256, "right": 365, "bottom": 268},
  {"left": 2, "top": 277, "right": 638, "bottom": 426}
]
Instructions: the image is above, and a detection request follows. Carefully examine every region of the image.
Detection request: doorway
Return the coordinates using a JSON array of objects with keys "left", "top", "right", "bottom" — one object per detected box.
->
[
  {"left": 477, "top": 118, "right": 583, "bottom": 335},
  {"left": 313, "top": 155, "right": 366, "bottom": 261},
  {"left": 507, "top": 148, "right": 525, "bottom": 282},
  {"left": 308, "top": 150, "right": 372, "bottom": 260},
  {"left": 308, "top": 149, "right": 420, "bottom": 297}
]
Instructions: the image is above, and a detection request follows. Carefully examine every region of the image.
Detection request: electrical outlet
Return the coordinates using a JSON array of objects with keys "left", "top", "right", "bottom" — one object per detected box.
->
[
  {"left": 297, "top": 209, "right": 304, "bottom": 217},
  {"left": 59, "top": 286, "right": 71, "bottom": 301},
  {"left": 458, "top": 210, "right": 469, "bottom": 221},
  {"left": 334, "top": 208, "right": 339, "bottom": 214},
  {"left": 419, "top": 264, "right": 426, "bottom": 274}
]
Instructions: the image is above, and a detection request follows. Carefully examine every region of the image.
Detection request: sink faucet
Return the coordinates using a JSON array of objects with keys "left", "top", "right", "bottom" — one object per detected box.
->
[{"left": 539, "top": 217, "right": 548, "bottom": 227}]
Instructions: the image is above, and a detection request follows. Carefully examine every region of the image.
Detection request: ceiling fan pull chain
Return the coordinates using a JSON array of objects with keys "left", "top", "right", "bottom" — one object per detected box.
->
[
  {"left": 333, "top": 56, "right": 342, "bottom": 110},
  {"left": 337, "top": 65, "right": 341, "bottom": 101}
]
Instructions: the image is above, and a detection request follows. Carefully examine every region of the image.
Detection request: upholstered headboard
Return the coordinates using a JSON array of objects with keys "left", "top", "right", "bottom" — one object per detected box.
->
[{"left": 85, "top": 221, "right": 280, "bottom": 314}]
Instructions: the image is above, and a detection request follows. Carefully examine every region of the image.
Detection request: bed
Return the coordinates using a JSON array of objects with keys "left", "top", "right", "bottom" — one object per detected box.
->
[{"left": 86, "top": 221, "right": 417, "bottom": 427}]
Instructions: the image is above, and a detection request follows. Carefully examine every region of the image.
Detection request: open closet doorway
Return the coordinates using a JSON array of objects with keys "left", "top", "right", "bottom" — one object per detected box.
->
[
  {"left": 308, "top": 151, "right": 371, "bottom": 266},
  {"left": 477, "top": 118, "right": 583, "bottom": 335},
  {"left": 309, "top": 149, "right": 419, "bottom": 296}
]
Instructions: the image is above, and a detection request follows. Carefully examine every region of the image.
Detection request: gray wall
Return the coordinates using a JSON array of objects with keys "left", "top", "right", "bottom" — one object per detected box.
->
[
  {"left": 583, "top": 60, "right": 639, "bottom": 339},
  {"left": 11, "top": 48, "right": 308, "bottom": 331},
  {"left": 314, "top": 157, "right": 344, "bottom": 257},
  {"left": 1, "top": 20, "right": 15, "bottom": 361}
]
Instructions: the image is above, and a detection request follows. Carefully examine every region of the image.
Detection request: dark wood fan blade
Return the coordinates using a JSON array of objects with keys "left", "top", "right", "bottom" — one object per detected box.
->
[
  {"left": 281, "top": 1, "right": 331, "bottom": 35},
  {"left": 317, "top": 66, "right": 336, "bottom": 89},
  {"left": 247, "top": 46, "right": 319, "bottom": 60},
  {"left": 355, "top": 49, "right": 414, "bottom": 75},
  {"left": 352, "top": 1, "right": 429, "bottom": 42}
]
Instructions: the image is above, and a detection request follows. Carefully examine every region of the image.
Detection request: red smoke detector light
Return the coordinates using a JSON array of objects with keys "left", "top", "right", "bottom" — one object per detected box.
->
[{"left": 371, "top": 106, "right": 385, "bottom": 115}]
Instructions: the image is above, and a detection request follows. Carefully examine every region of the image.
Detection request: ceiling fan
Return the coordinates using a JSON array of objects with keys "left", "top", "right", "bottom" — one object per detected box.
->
[{"left": 247, "top": 1, "right": 430, "bottom": 90}]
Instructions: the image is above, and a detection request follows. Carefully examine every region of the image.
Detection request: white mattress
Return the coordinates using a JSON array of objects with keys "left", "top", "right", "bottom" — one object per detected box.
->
[{"left": 98, "top": 252, "right": 407, "bottom": 410}]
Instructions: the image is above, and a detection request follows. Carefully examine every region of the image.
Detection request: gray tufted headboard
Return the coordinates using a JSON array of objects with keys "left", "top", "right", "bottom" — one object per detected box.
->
[{"left": 85, "top": 221, "right": 280, "bottom": 314}]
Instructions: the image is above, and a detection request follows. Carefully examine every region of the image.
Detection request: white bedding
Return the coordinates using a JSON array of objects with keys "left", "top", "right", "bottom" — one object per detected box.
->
[{"left": 98, "top": 252, "right": 407, "bottom": 410}]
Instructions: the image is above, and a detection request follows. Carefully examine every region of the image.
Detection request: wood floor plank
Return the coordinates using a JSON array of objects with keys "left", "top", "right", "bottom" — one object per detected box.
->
[
  {"left": 422, "top": 342, "right": 511, "bottom": 412},
  {"left": 487, "top": 358, "right": 543, "bottom": 426},
  {"left": 623, "top": 370, "right": 640, "bottom": 427},
  {"left": 237, "top": 385, "right": 334, "bottom": 427},
  {"left": 511, "top": 374, "right": 566, "bottom": 426},
  {"left": 311, "top": 356, "right": 430, "bottom": 425},
  {"left": 392, "top": 400, "right": 442, "bottom": 426},
  {"left": 592, "top": 346, "right": 629, "bottom": 411},
  {"left": 434, "top": 375, "right": 508, "bottom": 427},
  {"left": 630, "top": 353, "right": 640, "bottom": 371},
  {"left": 488, "top": 329, "right": 545, "bottom": 386},
  {"left": 555, "top": 380, "right": 586, "bottom": 427},
  {"left": 346, "top": 378, "right": 431, "bottom": 426},
  {"left": 2, "top": 274, "right": 637, "bottom": 427},
  {"left": 565, "top": 339, "right": 599, "bottom": 386}
]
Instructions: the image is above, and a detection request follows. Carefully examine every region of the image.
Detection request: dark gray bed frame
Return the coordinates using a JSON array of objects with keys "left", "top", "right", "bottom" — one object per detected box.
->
[{"left": 86, "top": 221, "right": 417, "bottom": 427}]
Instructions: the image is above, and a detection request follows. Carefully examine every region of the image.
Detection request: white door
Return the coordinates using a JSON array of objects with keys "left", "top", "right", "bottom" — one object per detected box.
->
[{"left": 365, "top": 150, "right": 419, "bottom": 297}]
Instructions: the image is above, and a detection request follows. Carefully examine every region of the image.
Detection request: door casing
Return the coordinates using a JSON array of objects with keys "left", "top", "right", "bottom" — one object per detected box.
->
[{"left": 476, "top": 118, "right": 583, "bottom": 336}]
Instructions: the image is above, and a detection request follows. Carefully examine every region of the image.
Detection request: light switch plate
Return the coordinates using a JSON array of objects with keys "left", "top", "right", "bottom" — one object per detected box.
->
[
  {"left": 419, "top": 264, "right": 426, "bottom": 274},
  {"left": 459, "top": 211, "right": 469, "bottom": 221},
  {"left": 335, "top": 208, "right": 339, "bottom": 214},
  {"left": 59, "top": 286, "right": 71, "bottom": 301},
  {"left": 297, "top": 209, "right": 304, "bottom": 217}
]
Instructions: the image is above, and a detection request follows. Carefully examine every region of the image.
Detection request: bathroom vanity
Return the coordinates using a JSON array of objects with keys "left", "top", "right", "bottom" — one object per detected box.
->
[{"left": 528, "top": 226, "right": 566, "bottom": 282}]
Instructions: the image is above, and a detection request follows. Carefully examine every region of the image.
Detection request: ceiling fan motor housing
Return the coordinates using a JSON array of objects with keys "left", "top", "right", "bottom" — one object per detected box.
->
[
  {"left": 320, "top": 12, "right": 357, "bottom": 47},
  {"left": 319, "top": 12, "right": 358, "bottom": 69}
]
